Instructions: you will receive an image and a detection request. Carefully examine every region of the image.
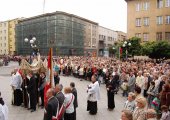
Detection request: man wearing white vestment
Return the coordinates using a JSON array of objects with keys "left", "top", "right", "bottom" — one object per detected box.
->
[
  {"left": 10, "top": 68, "right": 23, "bottom": 106},
  {"left": 87, "top": 75, "right": 100, "bottom": 115}
]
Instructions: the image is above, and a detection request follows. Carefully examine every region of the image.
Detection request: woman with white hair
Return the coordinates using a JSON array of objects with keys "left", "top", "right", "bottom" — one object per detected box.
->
[
  {"left": 133, "top": 97, "right": 147, "bottom": 120},
  {"left": 146, "top": 109, "right": 157, "bottom": 120}
]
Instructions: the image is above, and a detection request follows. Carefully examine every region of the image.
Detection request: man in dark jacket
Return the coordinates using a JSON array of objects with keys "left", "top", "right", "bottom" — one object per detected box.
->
[
  {"left": 44, "top": 88, "right": 59, "bottom": 120},
  {"left": 55, "top": 84, "right": 65, "bottom": 109},
  {"left": 70, "top": 82, "right": 78, "bottom": 120},
  {"left": 106, "top": 75, "right": 117, "bottom": 111},
  {"left": 26, "top": 71, "right": 37, "bottom": 112},
  {"left": 54, "top": 72, "right": 60, "bottom": 86},
  {"left": 38, "top": 72, "right": 46, "bottom": 108}
]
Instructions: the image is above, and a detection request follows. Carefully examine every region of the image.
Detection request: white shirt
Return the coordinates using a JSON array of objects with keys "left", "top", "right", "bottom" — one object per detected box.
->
[
  {"left": 0, "top": 104, "right": 5, "bottom": 120},
  {"left": 64, "top": 93, "right": 74, "bottom": 114},
  {"left": 0, "top": 104, "right": 8, "bottom": 120},
  {"left": 10, "top": 72, "right": 22, "bottom": 89},
  {"left": 87, "top": 81, "right": 100, "bottom": 102},
  {"left": 136, "top": 76, "right": 144, "bottom": 88}
]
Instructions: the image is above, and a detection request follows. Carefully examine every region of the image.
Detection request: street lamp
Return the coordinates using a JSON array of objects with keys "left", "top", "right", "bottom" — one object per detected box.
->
[
  {"left": 123, "top": 41, "right": 131, "bottom": 60},
  {"left": 24, "top": 37, "right": 38, "bottom": 64},
  {"left": 112, "top": 47, "right": 116, "bottom": 58}
]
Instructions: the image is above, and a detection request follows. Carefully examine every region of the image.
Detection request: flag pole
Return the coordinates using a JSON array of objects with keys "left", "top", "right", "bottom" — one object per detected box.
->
[
  {"left": 50, "top": 47, "right": 53, "bottom": 88},
  {"left": 43, "top": 0, "right": 46, "bottom": 14}
]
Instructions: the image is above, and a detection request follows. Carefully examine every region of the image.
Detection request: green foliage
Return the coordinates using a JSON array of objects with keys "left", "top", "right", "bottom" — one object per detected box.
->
[
  {"left": 128, "top": 37, "right": 142, "bottom": 56},
  {"left": 141, "top": 41, "right": 156, "bottom": 56},
  {"left": 109, "top": 46, "right": 117, "bottom": 57},
  {"left": 149, "top": 41, "right": 170, "bottom": 59}
]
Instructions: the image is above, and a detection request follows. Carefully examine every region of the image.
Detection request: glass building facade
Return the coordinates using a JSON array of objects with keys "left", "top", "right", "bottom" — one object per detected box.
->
[{"left": 16, "top": 12, "right": 89, "bottom": 56}]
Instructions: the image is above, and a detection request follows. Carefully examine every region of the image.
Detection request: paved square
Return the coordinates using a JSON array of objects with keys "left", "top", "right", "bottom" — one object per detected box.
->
[{"left": 0, "top": 62, "right": 126, "bottom": 120}]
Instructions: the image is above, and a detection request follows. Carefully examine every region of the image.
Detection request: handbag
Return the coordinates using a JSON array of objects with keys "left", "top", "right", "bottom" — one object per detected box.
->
[{"left": 52, "top": 95, "right": 74, "bottom": 120}]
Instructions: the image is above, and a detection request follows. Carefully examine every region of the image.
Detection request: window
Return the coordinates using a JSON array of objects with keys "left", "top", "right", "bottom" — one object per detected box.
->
[
  {"left": 135, "top": 33, "right": 141, "bottom": 38},
  {"left": 143, "top": 33, "right": 149, "bottom": 41},
  {"left": 143, "top": 2, "right": 149, "bottom": 10},
  {"left": 165, "top": 32, "right": 170, "bottom": 41},
  {"left": 136, "top": 3, "right": 141, "bottom": 11},
  {"left": 165, "top": 15, "right": 170, "bottom": 24},
  {"left": 157, "top": 16, "right": 163, "bottom": 25},
  {"left": 156, "top": 32, "right": 162, "bottom": 40},
  {"left": 143, "top": 17, "right": 149, "bottom": 26},
  {"left": 4, "top": 36, "right": 6, "bottom": 40},
  {"left": 136, "top": 18, "right": 141, "bottom": 27},
  {"left": 157, "top": 0, "right": 163, "bottom": 8},
  {"left": 4, "top": 30, "right": 6, "bottom": 34},
  {"left": 4, "top": 43, "right": 6, "bottom": 47},
  {"left": 165, "top": 0, "right": 170, "bottom": 7}
]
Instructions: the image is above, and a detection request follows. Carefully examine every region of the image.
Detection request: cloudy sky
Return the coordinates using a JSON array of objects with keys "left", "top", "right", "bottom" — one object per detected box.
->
[{"left": 0, "top": 0, "right": 127, "bottom": 32}]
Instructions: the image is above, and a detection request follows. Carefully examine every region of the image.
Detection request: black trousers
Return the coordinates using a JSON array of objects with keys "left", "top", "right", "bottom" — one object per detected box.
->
[
  {"left": 64, "top": 112, "right": 74, "bottom": 120},
  {"left": 39, "top": 90, "right": 44, "bottom": 106},
  {"left": 73, "top": 109, "right": 76, "bottom": 120},
  {"left": 143, "top": 89, "right": 148, "bottom": 97},
  {"left": 107, "top": 91, "right": 115, "bottom": 109},
  {"left": 23, "top": 89, "right": 29, "bottom": 108},
  {"left": 30, "top": 92, "right": 36, "bottom": 110},
  {"left": 87, "top": 100, "right": 97, "bottom": 114},
  {"left": 14, "top": 89, "right": 23, "bottom": 106}
]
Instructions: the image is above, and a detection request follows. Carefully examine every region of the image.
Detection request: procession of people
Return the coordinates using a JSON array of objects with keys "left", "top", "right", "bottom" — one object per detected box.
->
[{"left": 3, "top": 55, "right": 170, "bottom": 120}]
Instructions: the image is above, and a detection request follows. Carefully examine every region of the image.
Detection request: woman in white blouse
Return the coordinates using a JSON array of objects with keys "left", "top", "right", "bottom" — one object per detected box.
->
[{"left": 64, "top": 87, "right": 75, "bottom": 120}]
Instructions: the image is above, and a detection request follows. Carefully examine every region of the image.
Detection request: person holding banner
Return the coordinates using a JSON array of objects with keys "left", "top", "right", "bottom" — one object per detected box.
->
[{"left": 44, "top": 88, "right": 59, "bottom": 120}]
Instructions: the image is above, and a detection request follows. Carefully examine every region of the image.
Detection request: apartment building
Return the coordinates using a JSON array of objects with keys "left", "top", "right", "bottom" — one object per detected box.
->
[
  {"left": 125, "top": 0, "right": 170, "bottom": 42},
  {"left": 116, "top": 31, "right": 127, "bottom": 42},
  {"left": 0, "top": 21, "right": 8, "bottom": 55},
  {"left": 8, "top": 19, "right": 20, "bottom": 55},
  {"left": 98, "top": 26, "right": 118, "bottom": 56}
]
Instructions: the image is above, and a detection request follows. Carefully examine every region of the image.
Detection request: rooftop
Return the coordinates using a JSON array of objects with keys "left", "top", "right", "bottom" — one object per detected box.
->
[{"left": 19, "top": 11, "right": 98, "bottom": 25}]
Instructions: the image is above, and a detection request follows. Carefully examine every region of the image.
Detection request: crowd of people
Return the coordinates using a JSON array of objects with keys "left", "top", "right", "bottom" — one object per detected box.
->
[
  {"left": 5, "top": 56, "right": 170, "bottom": 120},
  {"left": 51, "top": 56, "right": 170, "bottom": 120}
]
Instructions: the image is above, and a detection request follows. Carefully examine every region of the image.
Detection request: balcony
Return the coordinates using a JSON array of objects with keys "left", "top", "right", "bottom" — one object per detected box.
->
[{"left": 98, "top": 43, "right": 105, "bottom": 49}]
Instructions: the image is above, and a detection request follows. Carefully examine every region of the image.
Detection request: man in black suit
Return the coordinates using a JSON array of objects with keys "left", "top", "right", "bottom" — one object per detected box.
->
[
  {"left": 26, "top": 71, "right": 37, "bottom": 112},
  {"left": 54, "top": 72, "right": 60, "bottom": 86},
  {"left": 70, "top": 82, "right": 78, "bottom": 120},
  {"left": 106, "top": 75, "right": 117, "bottom": 111},
  {"left": 44, "top": 88, "right": 59, "bottom": 120},
  {"left": 55, "top": 84, "right": 65, "bottom": 109}
]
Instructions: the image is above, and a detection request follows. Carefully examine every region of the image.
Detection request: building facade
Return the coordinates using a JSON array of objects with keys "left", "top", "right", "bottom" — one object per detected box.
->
[
  {"left": 8, "top": 19, "right": 21, "bottom": 55},
  {"left": 126, "top": 0, "right": 170, "bottom": 42},
  {"left": 98, "top": 26, "right": 117, "bottom": 56},
  {"left": 0, "top": 21, "right": 8, "bottom": 55},
  {"left": 116, "top": 31, "right": 127, "bottom": 42},
  {"left": 16, "top": 11, "right": 98, "bottom": 56}
]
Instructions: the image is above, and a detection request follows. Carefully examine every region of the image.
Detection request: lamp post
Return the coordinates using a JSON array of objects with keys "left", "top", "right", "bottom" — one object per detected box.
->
[
  {"left": 122, "top": 41, "right": 131, "bottom": 60},
  {"left": 112, "top": 46, "right": 116, "bottom": 58},
  {"left": 24, "top": 37, "right": 38, "bottom": 64}
]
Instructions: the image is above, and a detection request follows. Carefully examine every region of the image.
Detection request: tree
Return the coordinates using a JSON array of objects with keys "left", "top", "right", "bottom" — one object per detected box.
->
[
  {"left": 108, "top": 46, "right": 117, "bottom": 57},
  {"left": 141, "top": 41, "right": 156, "bottom": 56},
  {"left": 149, "top": 41, "right": 170, "bottom": 59},
  {"left": 128, "top": 37, "right": 142, "bottom": 56}
]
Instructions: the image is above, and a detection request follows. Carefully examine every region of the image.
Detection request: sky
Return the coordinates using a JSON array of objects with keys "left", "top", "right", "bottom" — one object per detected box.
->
[{"left": 0, "top": 0, "right": 127, "bottom": 32}]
